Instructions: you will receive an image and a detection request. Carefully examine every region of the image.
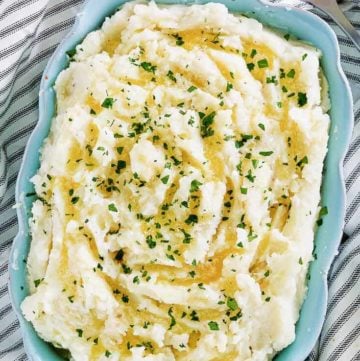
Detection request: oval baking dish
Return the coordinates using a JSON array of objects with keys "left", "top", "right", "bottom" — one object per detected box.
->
[{"left": 9, "top": 0, "right": 353, "bottom": 360}]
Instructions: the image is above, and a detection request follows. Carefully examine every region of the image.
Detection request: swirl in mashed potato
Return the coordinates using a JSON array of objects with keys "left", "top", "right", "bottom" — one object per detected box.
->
[{"left": 21, "top": 2, "right": 330, "bottom": 360}]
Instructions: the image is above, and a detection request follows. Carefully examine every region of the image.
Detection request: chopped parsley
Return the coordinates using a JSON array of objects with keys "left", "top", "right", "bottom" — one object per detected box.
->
[
  {"left": 101, "top": 97, "right": 114, "bottom": 109},
  {"left": 229, "top": 310, "right": 242, "bottom": 321},
  {"left": 161, "top": 175, "right": 170, "bottom": 184},
  {"left": 247, "top": 229, "right": 257, "bottom": 241},
  {"left": 235, "top": 134, "right": 253, "bottom": 149},
  {"left": 240, "top": 187, "right": 248, "bottom": 195},
  {"left": 71, "top": 196, "right": 79, "bottom": 204},
  {"left": 181, "top": 229, "right": 192, "bottom": 244},
  {"left": 66, "top": 48, "right": 76, "bottom": 61},
  {"left": 258, "top": 123, "right": 265, "bottom": 131},
  {"left": 187, "top": 85, "right": 197, "bottom": 93},
  {"left": 297, "top": 92, "right": 308, "bottom": 107},
  {"left": 131, "top": 122, "right": 147, "bottom": 135},
  {"left": 319, "top": 206, "right": 328, "bottom": 217},
  {"left": 76, "top": 329, "right": 83, "bottom": 337},
  {"left": 146, "top": 235, "right": 156, "bottom": 249},
  {"left": 257, "top": 58, "right": 269, "bottom": 68},
  {"left": 115, "top": 160, "right": 126, "bottom": 174},
  {"left": 115, "top": 249, "right": 124, "bottom": 261},
  {"left": 266, "top": 76, "right": 278, "bottom": 84},
  {"left": 259, "top": 151, "right": 273, "bottom": 156},
  {"left": 247, "top": 63, "right": 255, "bottom": 71},
  {"left": 167, "top": 70, "right": 177, "bottom": 82},
  {"left": 140, "top": 62, "right": 157, "bottom": 73},
  {"left": 185, "top": 214, "right": 198, "bottom": 225},
  {"left": 108, "top": 203, "right": 118, "bottom": 212},
  {"left": 199, "top": 111, "right": 216, "bottom": 138},
  {"left": 317, "top": 206, "right": 328, "bottom": 226},
  {"left": 250, "top": 48, "right": 257, "bottom": 58},
  {"left": 226, "top": 82, "right": 233, "bottom": 92},
  {"left": 166, "top": 253, "right": 175, "bottom": 261},
  {"left": 173, "top": 33, "right": 184, "bottom": 46},
  {"left": 245, "top": 170, "right": 255, "bottom": 183},
  {"left": 280, "top": 68, "right": 286, "bottom": 78},
  {"left": 168, "top": 307, "right": 176, "bottom": 330},
  {"left": 190, "top": 310, "right": 200, "bottom": 321},
  {"left": 190, "top": 179, "right": 202, "bottom": 192},
  {"left": 208, "top": 321, "right": 219, "bottom": 331},
  {"left": 296, "top": 155, "right": 308, "bottom": 168},
  {"left": 286, "top": 69, "right": 296, "bottom": 78},
  {"left": 105, "top": 350, "right": 111, "bottom": 358},
  {"left": 171, "top": 156, "right": 182, "bottom": 165},
  {"left": 122, "top": 264, "right": 132, "bottom": 274},
  {"left": 226, "top": 298, "right": 238, "bottom": 311},
  {"left": 34, "top": 279, "right": 42, "bottom": 288}
]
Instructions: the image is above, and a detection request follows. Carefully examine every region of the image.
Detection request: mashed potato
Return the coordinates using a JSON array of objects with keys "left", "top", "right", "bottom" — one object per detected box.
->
[{"left": 21, "top": 2, "right": 330, "bottom": 360}]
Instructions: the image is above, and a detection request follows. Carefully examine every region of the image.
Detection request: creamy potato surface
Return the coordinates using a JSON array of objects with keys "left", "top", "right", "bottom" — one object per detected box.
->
[{"left": 22, "top": 2, "right": 329, "bottom": 360}]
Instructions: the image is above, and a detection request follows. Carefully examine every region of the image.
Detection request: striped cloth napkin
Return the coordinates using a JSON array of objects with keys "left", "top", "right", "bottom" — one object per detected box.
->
[{"left": 0, "top": 1, "right": 359, "bottom": 360}]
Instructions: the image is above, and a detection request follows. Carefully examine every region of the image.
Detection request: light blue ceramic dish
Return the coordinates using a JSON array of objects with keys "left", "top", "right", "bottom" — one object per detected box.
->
[{"left": 9, "top": 0, "right": 353, "bottom": 360}]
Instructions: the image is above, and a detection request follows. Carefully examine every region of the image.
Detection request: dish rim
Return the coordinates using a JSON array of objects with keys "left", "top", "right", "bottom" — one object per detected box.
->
[{"left": 8, "top": 1, "right": 353, "bottom": 360}]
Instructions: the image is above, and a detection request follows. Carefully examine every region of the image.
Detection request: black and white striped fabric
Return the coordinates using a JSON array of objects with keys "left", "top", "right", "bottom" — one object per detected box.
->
[{"left": 0, "top": 1, "right": 359, "bottom": 360}]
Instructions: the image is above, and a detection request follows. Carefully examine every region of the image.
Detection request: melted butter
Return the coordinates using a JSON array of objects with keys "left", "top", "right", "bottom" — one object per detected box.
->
[
  {"left": 174, "top": 64, "right": 208, "bottom": 90},
  {"left": 119, "top": 331, "right": 144, "bottom": 356},
  {"left": 86, "top": 95, "right": 102, "bottom": 114},
  {"left": 188, "top": 331, "right": 201, "bottom": 348},
  {"left": 222, "top": 275, "right": 238, "bottom": 295},
  {"left": 174, "top": 248, "right": 237, "bottom": 286},
  {"left": 249, "top": 259, "right": 267, "bottom": 275},
  {"left": 197, "top": 249, "right": 233, "bottom": 283},
  {"left": 274, "top": 158, "right": 293, "bottom": 182},
  {"left": 213, "top": 352, "right": 239, "bottom": 361},
  {"left": 204, "top": 138, "right": 226, "bottom": 181},
  {"left": 269, "top": 204, "right": 288, "bottom": 231},
  {"left": 102, "top": 36, "right": 120, "bottom": 55},
  {"left": 66, "top": 143, "right": 83, "bottom": 173},
  {"left": 65, "top": 122, "right": 100, "bottom": 173},
  {"left": 178, "top": 29, "right": 225, "bottom": 52}
]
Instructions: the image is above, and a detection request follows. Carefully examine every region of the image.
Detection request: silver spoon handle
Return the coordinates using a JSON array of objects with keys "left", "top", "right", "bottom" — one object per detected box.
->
[{"left": 319, "top": 1, "right": 360, "bottom": 52}]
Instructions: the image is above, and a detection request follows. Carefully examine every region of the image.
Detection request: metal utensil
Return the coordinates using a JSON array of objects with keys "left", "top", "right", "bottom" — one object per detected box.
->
[{"left": 304, "top": 0, "right": 360, "bottom": 51}]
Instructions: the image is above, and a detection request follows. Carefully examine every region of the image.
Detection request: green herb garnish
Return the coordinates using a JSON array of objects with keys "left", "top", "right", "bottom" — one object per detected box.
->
[
  {"left": 208, "top": 321, "right": 219, "bottom": 331},
  {"left": 108, "top": 203, "right": 118, "bottom": 212},
  {"left": 102, "top": 97, "right": 114, "bottom": 109},
  {"left": 140, "top": 62, "right": 157, "bottom": 73},
  {"left": 257, "top": 58, "right": 269, "bottom": 68}
]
